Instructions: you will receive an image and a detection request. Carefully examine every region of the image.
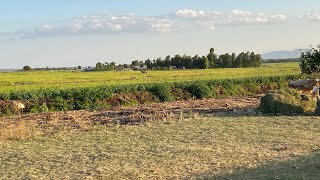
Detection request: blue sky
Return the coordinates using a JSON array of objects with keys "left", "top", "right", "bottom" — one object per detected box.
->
[{"left": 1, "top": 0, "right": 320, "bottom": 68}]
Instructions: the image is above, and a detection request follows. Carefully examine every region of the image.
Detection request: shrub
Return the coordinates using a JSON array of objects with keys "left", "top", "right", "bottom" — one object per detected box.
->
[
  {"left": 30, "top": 103, "right": 49, "bottom": 113},
  {"left": 53, "top": 97, "right": 69, "bottom": 111},
  {"left": 150, "top": 84, "right": 173, "bottom": 102},
  {"left": 188, "top": 82, "right": 212, "bottom": 99}
]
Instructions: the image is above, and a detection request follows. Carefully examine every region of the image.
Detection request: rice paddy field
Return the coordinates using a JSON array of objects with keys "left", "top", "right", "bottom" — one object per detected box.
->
[{"left": 0, "top": 62, "right": 300, "bottom": 93}]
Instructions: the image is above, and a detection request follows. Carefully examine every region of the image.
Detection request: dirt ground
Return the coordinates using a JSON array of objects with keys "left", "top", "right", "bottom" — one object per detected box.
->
[{"left": 0, "top": 95, "right": 261, "bottom": 127}]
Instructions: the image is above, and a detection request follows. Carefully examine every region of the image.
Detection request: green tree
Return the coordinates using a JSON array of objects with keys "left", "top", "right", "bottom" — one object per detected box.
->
[
  {"left": 110, "top": 62, "right": 116, "bottom": 70},
  {"left": 144, "top": 59, "right": 152, "bottom": 69},
  {"left": 219, "top": 53, "right": 232, "bottom": 68},
  {"left": 95, "top": 62, "right": 104, "bottom": 71},
  {"left": 164, "top": 55, "right": 171, "bottom": 67},
  {"left": 300, "top": 45, "right": 320, "bottom": 74},
  {"left": 249, "top": 52, "right": 256, "bottom": 67},
  {"left": 131, "top": 60, "right": 139, "bottom": 67},
  {"left": 203, "top": 56, "right": 209, "bottom": 69},
  {"left": 231, "top": 53, "right": 236, "bottom": 68},
  {"left": 22, "top": 66, "right": 32, "bottom": 71},
  {"left": 207, "top": 48, "right": 217, "bottom": 68},
  {"left": 235, "top": 53, "right": 244, "bottom": 68}
]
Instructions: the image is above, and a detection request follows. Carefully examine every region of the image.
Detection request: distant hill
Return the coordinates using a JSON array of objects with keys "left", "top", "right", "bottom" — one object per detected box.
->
[{"left": 261, "top": 49, "right": 306, "bottom": 60}]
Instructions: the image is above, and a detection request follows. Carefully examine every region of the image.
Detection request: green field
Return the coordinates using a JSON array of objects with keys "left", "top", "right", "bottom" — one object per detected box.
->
[
  {"left": 0, "top": 62, "right": 300, "bottom": 93},
  {"left": 1, "top": 115, "right": 319, "bottom": 179}
]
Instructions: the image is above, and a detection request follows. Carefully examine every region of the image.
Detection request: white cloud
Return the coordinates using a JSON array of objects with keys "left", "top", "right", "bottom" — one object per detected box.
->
[
  {"left": 144, "top": 18, "right": 173, "bottom": 32},
  {"left": 302, "top": 12, "right": 320, "bottom": 21},
  {"left": 176, "top": 9, "right": 206, "bottom": 18},
  {"left": 174, "top": 9, "right": 287, "bottom": 29},
  {"left": 12, "top": 9, "right": 288, "bottom": 38},
  {"left": 232, "top": 9, "right": 253, "bottom": 17},
  {"left": 256, "top": 17, "right": 269, "bottom": 23},
  {"left": 271, "top": 14, "right": 287, "bottom": 21}
]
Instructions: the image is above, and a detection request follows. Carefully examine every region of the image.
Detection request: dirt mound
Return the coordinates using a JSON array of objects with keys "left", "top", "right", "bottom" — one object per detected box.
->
[{"left": 258, "top": 90, "right": 316, "bottom": 115}]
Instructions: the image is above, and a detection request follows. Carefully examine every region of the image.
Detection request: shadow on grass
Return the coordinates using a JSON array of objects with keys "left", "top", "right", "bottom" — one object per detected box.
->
[
  {"left": 195, "top": 152, "right": 320, "bottom": 180},
  {"left": 89, "top": 105, "right": 318, "bottom": 126},
  {"left": 191, "top": 106, "right": 317, "bottom": 117}
]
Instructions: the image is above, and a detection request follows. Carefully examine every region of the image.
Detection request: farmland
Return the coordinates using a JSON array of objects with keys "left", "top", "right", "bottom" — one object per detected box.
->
[
  {"left": 0, "top": 62, "right": 303, "bottom": 116},
  {"left": 1, "top": 62, "right": 320, "bottom": 179},
  {"left": 0, "top": 62, "right": 299, "bottom": 93}
]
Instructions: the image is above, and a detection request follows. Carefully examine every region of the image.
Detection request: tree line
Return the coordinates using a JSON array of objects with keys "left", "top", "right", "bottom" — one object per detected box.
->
[
  {"left": 22, "top": 48, "right": 262, "bottom": 72},
  {"left": 127, "top": 48, "right": 262, "bottom": 70}
]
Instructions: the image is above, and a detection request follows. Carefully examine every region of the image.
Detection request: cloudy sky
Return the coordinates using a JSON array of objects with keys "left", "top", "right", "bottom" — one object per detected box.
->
[{"left": 1, "top": 0, "right": 320, "bottom": 68}]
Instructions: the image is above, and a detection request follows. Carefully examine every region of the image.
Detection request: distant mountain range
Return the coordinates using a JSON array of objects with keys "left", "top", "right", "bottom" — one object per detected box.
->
[{"left": 261, "top": 49, "right": 306, "bottom": 60}]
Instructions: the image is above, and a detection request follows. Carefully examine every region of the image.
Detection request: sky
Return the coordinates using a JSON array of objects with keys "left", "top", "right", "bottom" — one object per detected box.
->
[{"left": 1, "top": 0, "right": 320, "bottom": 68}]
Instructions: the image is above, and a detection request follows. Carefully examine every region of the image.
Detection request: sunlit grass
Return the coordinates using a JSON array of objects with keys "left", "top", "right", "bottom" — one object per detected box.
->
[
  {"left": 0, "top": 63, "right": 300, "bottom": 93},
  {"left": 0, "top": 115, "right": 319, "bottom": 179}
]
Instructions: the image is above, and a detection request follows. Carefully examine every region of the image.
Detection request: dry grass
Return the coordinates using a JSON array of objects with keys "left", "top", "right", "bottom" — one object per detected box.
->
[
  {"left": 0, "top": 121, "right": 41, "bottom": 143},
  {"left": 0, "top": 115, "right": 320, "bottom": 179}
]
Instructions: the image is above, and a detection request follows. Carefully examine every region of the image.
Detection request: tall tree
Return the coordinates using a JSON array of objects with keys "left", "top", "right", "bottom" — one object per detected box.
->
[
  {"left": 254, "top": 54, "right": 262, "bottom": 67},
  {"left": 203, "top": 56, "right": 210, "bottom": 69},
  {"left": 300, "top": 46, "right": 320, "bottom": 74},
  {"left": 95, "top": 62, "right": 104, "bottom": 71},
  {"left": 220, "top": 53, "right": 232, "bottom": 68},
  {"left": 131, "top": 60, "right": 139, "bottom": 67},
  {"left": 231, "top": 53, "right": 236, "bottom": 68},
  {"left": 144, "top": 59, "right": 152, "bottom": 69},
  {"left": 207, "top": 48, "right": 217, "bottom": 68},
  {"left": 22, "top": 66, "right": 32, "bottom": 71},
  {"left": 110, "top": 62, "right": 116, "bottom": 70},
  {"left": 164, "top": 55, "right": 171, "bottom": 67}
]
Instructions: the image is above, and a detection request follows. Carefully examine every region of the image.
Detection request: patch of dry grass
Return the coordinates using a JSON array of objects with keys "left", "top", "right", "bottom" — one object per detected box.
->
[
  {"left": 0, "top": 121, "right": 41, "bottom": 143},
  {"left": 0, "top": 115, "right": 320, "bottom": 179}
]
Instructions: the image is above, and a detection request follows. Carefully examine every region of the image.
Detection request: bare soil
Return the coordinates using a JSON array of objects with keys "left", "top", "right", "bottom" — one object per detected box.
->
[{"left": 0, "top": 95, "right": 261, "bottom": 129}]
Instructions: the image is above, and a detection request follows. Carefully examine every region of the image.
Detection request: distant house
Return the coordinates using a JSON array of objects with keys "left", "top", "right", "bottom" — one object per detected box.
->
[
  {"left": 84, "top": 66, "right": 95, "bottom": 72},
  {"left": 132, "top": 66, "right": 140, "bottom": 70},
  {"left": 132, "top": 65, "right": 148, "bottom": 70},
  {"left": 141, "top": 65, "right": 148, "bottom": 70},
  {"left": 116, "top": 67, "right": 132, "bottom": 71}
]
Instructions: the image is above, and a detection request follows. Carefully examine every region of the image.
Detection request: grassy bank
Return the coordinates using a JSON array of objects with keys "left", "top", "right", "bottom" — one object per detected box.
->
[{"left": 1, "top": 115, "right": 319, "bottom": 179}]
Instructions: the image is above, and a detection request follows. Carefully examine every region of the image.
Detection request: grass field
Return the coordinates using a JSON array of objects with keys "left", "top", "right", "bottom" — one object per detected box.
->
[
  {"left": 0, "top": 115, "right": 319, "bottom": 179},
  {"left": 0, "top": 62, "right": 300, "bottom": 93}
]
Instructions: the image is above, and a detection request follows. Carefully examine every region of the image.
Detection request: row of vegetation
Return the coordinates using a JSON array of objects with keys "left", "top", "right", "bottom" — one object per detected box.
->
[
  {"left": 1, "top": 63, "right": 300, "bottom": 93},
  {"left": 129, "top": 48, "right": 262, "bottom": 70},
  {"left": 0, "top": 75, "right": 300, "bottom": 116},
  {"left": 94, "top": 49, "right": 263, "bottom": 71},
  {"left": 21, "top": 48, "right": 263, "bottom": 72},
  {"left": 263, "top": 58, "right": 302, "bottom": 64}
]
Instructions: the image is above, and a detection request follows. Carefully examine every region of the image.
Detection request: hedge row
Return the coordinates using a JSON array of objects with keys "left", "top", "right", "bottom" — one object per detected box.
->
[{"left": 0, "top": 75, "right": 301, "bottom": 116}]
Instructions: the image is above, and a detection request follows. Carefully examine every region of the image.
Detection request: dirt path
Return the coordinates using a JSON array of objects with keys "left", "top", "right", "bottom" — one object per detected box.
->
[{"left": 1, "top": 95, "right": 261, "bottom": 125}]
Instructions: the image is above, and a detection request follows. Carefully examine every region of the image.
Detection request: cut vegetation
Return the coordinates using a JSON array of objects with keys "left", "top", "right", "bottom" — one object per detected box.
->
[
  {"left": 0, "top": 114, "right": 319, "bottom": 179},
  {"left": 1, "top": 62, "right": 320, "bottom": 179}
]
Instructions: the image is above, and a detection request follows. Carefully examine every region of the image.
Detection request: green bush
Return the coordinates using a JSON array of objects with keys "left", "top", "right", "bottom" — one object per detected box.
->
[
  {"left": 53, "top": 97, "right": 69, "bottom": 111},
  {"left": 188, "top": 82, "right": 212, "bottom": 99},
  {"left": 150, "top": 84, "right": 173, "bottom": 102}
]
